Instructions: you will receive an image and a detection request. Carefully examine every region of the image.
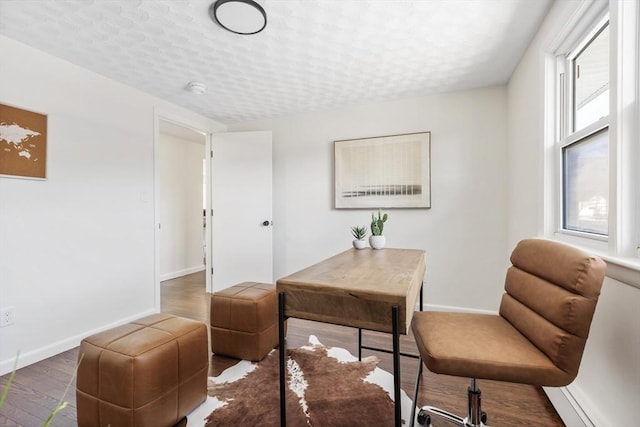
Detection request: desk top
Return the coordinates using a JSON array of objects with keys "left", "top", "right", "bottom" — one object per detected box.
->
[{"left": 276, "top": 248, "right": 426, "bottom": 334}]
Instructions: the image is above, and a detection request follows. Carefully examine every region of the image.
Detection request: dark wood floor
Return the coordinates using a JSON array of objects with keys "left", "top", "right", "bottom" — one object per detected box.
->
[{"left": 1, "top": 271, "right": 565, "bottom": 426}]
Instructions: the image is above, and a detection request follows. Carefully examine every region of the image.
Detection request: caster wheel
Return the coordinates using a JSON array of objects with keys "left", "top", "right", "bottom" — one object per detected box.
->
[
  {"left": 417, "top": 409, "right": 431, "bottom": 426},
  {"left": 481, "top": 411, "right": 488, "bottom": 424}
]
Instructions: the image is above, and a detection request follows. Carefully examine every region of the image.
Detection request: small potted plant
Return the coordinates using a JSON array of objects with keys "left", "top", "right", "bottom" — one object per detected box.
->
[
  {"left": 369, "top": 209, "right": 388, "bottom": 249},
  {"left": 351, "top": 225, "right": 368, "bottom": 249}
]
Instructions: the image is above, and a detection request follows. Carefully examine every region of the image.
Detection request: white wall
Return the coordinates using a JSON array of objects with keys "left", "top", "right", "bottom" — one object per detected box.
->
[
  {"left": 0, "top": 35, "right": 225, "bottom": 374},
  {"left": 507, "top": 1, "right": 639, "bottom": 425},
  {"left": 229, "top": 87, "right": 510, "bottom": 312},
  {"left": 159, "top": 133, "right": 205, "bottom": 280},
  {"left": 4, "top": 10, "right": 634, "bottom": 423}
]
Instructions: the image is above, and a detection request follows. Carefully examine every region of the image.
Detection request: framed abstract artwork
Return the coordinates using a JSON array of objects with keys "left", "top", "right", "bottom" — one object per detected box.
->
[
  {"left": 334, "top": 132, "right": 431, "bottom": 209},
  {"left": 0, "top": 103, "right": 48, "bottom": 179}
]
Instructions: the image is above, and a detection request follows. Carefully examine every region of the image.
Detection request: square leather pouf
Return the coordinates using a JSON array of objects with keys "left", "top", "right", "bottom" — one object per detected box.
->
[
  {"left": 76, "top": 314, "right": 208, "bottom": 427},
  {"left": 210, "top": 282, "right": 285, "bottom": 361}
]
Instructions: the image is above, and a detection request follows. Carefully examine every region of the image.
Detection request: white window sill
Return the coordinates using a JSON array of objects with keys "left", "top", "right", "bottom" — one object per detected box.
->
[{"left": 597, "top": 254, "right": 640, "bottom": 289}]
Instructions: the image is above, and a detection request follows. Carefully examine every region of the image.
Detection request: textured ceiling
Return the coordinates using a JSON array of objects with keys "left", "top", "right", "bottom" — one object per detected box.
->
[{"left": 0, "top": 0, "right": 552, "bottom": 124}]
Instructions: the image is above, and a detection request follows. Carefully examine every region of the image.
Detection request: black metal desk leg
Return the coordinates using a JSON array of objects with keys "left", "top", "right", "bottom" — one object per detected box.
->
[
  {"left": 278, "top": 292, "right": 287, "bottom": 427},
  {"left": 392, "top": 305, "right": 401, "bottom": 427},
  {"left": 358, "top": 328, "right": 362, "bottom": 361}
]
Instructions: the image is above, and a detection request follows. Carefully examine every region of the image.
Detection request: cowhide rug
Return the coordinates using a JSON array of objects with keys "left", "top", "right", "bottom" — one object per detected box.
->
[{"left": 186, "top": 335, "right": 414, "bottom": 426}]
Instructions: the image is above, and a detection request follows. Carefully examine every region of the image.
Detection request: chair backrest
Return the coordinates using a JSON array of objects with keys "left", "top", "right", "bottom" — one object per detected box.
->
[{"left": 499, "top": 239, "right": 606, "bottom": 385}]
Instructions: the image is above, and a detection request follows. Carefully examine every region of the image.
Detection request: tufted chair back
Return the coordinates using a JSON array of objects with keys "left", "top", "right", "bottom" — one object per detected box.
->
[{"left": 498, "top": 239, "right": 606, "bottom": 386}]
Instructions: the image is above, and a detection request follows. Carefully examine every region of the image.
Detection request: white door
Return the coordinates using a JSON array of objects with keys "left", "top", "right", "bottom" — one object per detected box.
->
[{"left": 210, "top": 131, "right": 273, "bottom": 292}]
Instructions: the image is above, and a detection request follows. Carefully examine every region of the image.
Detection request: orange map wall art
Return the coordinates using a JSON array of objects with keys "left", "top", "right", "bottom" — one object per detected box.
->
[{"left": 0, "top": 103, "right": 47, "bottom": 179}]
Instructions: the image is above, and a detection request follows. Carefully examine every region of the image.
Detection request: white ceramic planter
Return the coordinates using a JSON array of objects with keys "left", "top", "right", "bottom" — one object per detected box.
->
[
  {"left": 352, "top": 239, "right": 367, "bottom": 249},
  {"left": 369, "top": 235, "right": 386, "bottom": 249}
]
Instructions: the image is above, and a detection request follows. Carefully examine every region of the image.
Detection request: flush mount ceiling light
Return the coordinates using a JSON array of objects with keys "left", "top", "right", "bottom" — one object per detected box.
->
[
  {"left": 210, "top": 0, "right": 267, "bottom": 35},
  {"left": 186, "top": 81, "right": 207, "bottom": 94}
]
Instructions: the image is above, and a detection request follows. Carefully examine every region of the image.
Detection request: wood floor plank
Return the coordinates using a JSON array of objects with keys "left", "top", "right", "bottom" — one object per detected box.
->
[{"left": 0, "top": 271, "right": 565, "bottom": 426}]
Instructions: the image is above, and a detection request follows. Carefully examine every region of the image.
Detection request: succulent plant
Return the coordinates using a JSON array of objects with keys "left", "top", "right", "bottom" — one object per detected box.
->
[
  {"left": 370, "top": 209, "right": 388, "bottom": 236},
  {"left": 351, "top": 225, "right": 367, "bottom": 240}
]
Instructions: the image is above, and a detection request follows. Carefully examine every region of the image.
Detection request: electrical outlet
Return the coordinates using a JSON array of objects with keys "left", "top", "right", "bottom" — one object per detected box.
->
[{"left": 0, "top": 307, "right": 15, "bottom": 327}]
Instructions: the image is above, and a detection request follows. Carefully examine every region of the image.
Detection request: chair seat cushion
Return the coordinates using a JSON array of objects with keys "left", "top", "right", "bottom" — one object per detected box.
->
[{"left": 411, "top": 311, "right": 574, "bottom": 387}]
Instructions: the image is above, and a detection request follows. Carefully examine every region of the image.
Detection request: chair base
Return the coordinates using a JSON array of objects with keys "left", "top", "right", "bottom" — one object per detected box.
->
[
  {"left": 417, "top": 406, "right": 488, "bottom": 427},
  {"left": 411, "top": 358, "right": 488, "bottom": 427}
]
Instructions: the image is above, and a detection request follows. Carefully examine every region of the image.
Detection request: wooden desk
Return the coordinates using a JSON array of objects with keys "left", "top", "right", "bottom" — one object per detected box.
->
[{"left": 276, "top": 248, "right": 426, "bottom": 426}]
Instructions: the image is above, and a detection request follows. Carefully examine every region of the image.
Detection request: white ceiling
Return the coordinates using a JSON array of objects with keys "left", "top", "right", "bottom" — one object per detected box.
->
[{"left": 0, "top": 0, "right": 552, "bottom": 124}]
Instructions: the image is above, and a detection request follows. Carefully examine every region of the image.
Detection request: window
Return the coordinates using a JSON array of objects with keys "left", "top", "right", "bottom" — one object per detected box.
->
[
  {"left": 562, "top": 128, "right": 608, "bottom": 235},
  {"left": 548, "top": 0, "right": 640, "bottom": 265},
  {"left": 556, "top": 16, "right": 610, "bottom": 239},
  {"left": 572, "top": 24, "right": 609, "bottom": 132}
]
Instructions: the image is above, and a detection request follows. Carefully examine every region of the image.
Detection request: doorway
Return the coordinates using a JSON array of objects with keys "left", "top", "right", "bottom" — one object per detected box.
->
[
  {"left": 158, "top": 119, "right": 208, "bottom": 283},
  {"left": 154, "top": 116, "right": 274, "bottom": 310}
]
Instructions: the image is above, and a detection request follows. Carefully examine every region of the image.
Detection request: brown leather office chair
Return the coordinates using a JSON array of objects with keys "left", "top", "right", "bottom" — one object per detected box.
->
[{"left": 410, "top": 238, "right": 606, "bottom": 426}]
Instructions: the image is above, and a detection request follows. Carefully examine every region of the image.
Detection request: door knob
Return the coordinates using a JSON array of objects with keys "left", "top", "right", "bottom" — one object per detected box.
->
[{"left": 262, "top": 220, "right": 272, "bottom": 226}]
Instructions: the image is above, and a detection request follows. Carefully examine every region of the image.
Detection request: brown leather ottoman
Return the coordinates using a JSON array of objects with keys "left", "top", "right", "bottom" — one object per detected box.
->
[
  {"left": 210, "top": 282, "right": 285, "bottom": 361},
  {"left": 76, "top": 313, "right": 208, "bottom": 427}
]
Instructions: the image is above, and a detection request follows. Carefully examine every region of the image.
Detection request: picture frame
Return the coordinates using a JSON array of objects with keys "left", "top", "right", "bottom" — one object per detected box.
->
[
  {"left": 0, "top": 103, "right": 48, "bottom": 179},
  {"left": 334, "top": 131, "right": 431, "bottom": 209}
]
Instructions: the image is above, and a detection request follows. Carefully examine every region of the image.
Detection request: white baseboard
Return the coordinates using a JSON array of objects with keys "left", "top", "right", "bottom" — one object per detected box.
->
[
  {"left": 160, "top": 265, "right": 205, "bottom": 282},
  {"left": 0, "top": 309, "right": 156, "bottom": 376},
  {"left": 544, "top": 386, "right": 595, "bottom": 427}
]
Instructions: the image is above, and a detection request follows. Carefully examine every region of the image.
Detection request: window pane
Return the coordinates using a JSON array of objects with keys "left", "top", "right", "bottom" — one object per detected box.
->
[
  {"left": 573, "top": 23, "right": 609, "bottom": 132},
  {"left": 563, "top": 129, "right": 609, "bottom": 235}
]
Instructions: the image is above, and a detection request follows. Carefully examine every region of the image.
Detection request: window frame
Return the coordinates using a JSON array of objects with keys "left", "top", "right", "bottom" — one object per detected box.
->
[
  {"left": 545, "top": 0, "right": 640, "bottom": 273},
  {"left": 554, "top": 12, "right": 611, "bottom": 248}
]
